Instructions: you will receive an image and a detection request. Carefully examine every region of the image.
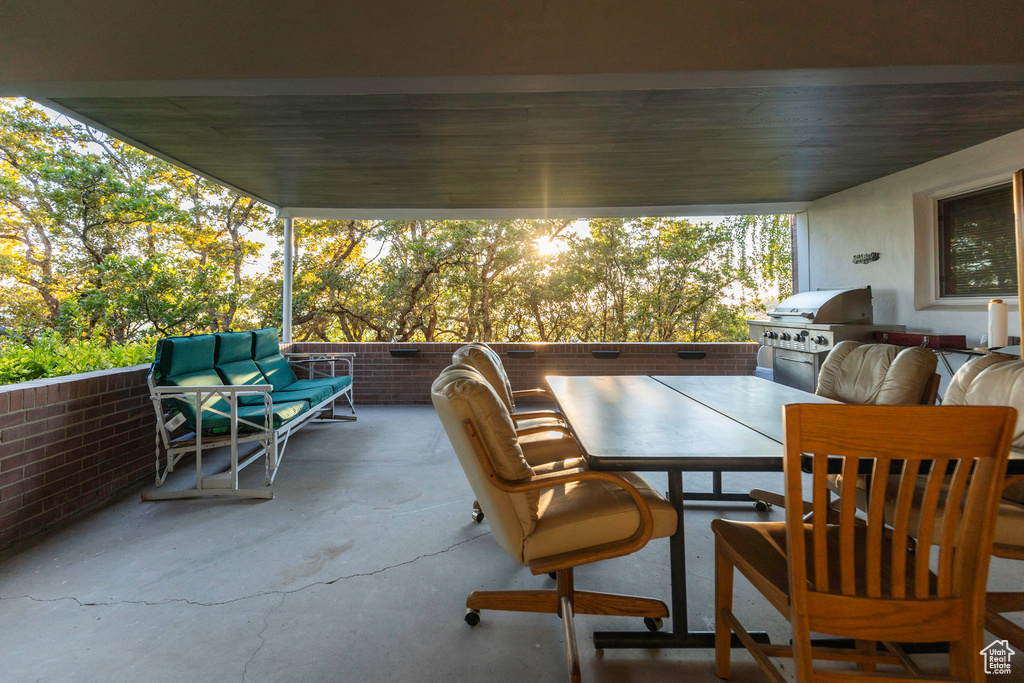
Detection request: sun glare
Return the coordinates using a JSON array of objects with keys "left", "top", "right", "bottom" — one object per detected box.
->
[{"left": 535, "top": 237, "right": 564, "bottom": 258}]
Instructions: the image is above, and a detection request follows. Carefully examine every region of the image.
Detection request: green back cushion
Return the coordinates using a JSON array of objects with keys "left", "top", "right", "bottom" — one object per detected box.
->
[
  {"left": 214, "top": 332, "right": 255, "bottom": 364},
  {"left": 253, "top": 328, "right": 281, "bottom": 359},
  {"left": 155, "top": 335, "right": 217, "bottom": 382},
  {"left": 216, "top": 358, "right": 269, "bottom": 406},
  {"left": 217, "top": 360, "right": 267, "bottom": 387},
  {"left": 256, "top": 354, "right": 298, "bottom": 392},
  {"left": 253, "top": 328, "right": 296, "bottom": 391}
]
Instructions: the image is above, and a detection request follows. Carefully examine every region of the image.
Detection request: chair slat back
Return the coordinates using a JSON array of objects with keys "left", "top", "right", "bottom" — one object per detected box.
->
[{"left": 784, "top": 404, "right": 1014, "bottom": 645}]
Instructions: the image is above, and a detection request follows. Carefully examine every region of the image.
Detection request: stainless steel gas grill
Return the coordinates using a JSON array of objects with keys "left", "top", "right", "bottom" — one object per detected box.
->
[{"left": 747, "top": 286, "right": 904, "bottom": 392}]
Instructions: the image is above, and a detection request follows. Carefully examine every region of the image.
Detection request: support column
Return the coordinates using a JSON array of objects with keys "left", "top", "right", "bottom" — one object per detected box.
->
[{"left": 282, "top": 217, "right": 294, "bottom": 343}]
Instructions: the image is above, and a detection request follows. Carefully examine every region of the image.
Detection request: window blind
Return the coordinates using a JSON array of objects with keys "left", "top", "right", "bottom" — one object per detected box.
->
[{"left": 938, "top": 183, "right": 1016, "bottom": 298}]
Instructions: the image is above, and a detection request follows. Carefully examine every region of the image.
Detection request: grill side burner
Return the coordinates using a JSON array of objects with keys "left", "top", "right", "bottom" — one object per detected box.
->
[{"left": 747, "top": 286, "right": 905, "bottom": 392}]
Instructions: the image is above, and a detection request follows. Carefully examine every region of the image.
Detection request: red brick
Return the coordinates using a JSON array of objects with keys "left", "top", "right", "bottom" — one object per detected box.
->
[
  {"left": 0, "top": 468, "right": 22, "bottom": 487},
  {"left": 1, "top": 472, "right": 44, "bottom": 501},
  {"left": 1, "top": 423, "right": 33, "bottom": 443},
  {"left": 24, "top": 452, "right": 60, "bottom": 478},
  {"left": 1, "top": 450, "right": 30, "bottom": 472},
  {"left": 0, "top": 411, "right": 25, "bottom": 430},
  {"left": 25, "top": 403, "right": 66, "bottom": 424}
]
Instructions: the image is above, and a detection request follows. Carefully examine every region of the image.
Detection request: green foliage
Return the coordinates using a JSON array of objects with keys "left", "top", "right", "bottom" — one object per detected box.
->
[
  {"left": 284, "top": 216, "right": 792, "bottom": 343},
  {"left": 0, "top": 333, "right": 154, "bottom": 385},
  {"left": 0, "top": 98, "right": 794, "bottom": 382}
]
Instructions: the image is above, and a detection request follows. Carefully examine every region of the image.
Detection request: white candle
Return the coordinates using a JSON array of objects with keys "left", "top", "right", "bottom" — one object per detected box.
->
[{"left": 989, "top": 299, "right": 1009, "bottom": 348}]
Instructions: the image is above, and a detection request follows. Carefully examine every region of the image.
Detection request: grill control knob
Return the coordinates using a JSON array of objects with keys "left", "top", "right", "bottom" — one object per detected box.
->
[
  {"left": 780, "top": 333, "right": 791, "bottom": 341},
  {"left": 814, "top": 336, "right": 828, "bottom": 345},
  {"left": 769, "top": 331, "right": 778, "bottom": 339},
  {"left": 763, "top": 331, "right": 769, "bottom": 338}
]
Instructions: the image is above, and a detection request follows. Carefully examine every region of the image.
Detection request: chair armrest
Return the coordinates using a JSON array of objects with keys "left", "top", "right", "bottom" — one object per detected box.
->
[
  {"left": 512, "top": 388, "right": 555, "bottom": 399},
  {"left": 462, "top": 418, "right": 654, "bottom": 574},
  {"left": 284, "top": 353, "right": 354, "bottom": 379},
  {"left": 511, "top": 409, "right": 564, "bottom": 422},
  {"left": 152, "top": 384, "right": 273, "bottom": 395},
  {"left": 514, "top": 424, "right": 575, "bottom": 439}
]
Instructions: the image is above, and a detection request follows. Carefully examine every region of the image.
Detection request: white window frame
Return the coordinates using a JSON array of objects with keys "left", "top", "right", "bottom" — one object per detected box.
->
[{"left": 913, "top": 170, "right": 1020, "bottom": 311}]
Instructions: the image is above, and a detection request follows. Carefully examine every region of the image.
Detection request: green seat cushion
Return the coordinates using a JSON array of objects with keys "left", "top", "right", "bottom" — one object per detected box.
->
[
  {"left": 214, "top": 331, "right": 256, "bottom": 364},
  {"left": 155, "top": 335, "right": 217, "bottom": 381},
  {"left": 268, "top": 385, "right": 334, "bottom": 407},
  {"left": 164, "top": 368, "right": 230, "bottom": 429},
  {"left": 163, "top": 369, "right": 306, "bottom": 434},
  {"left": 284, "top": 375, "right": 352, "bottom": 395},
  {"left": 200, "top": 400, "right": 309, "bottom": 435},
  {"left": 255, "top": 353, "right": 299, "bottom": 392}
]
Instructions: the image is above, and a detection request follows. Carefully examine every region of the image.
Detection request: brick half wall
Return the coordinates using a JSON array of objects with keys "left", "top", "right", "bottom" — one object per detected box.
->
[
  {"left": 290, "top": 342, "right": 759, "bottom": 405},
  {"left": 0, "top": 365, "right": 155, "bottom": 550},
  {"left": 0, "top": 342, "right": 758, "bottom": 549}
]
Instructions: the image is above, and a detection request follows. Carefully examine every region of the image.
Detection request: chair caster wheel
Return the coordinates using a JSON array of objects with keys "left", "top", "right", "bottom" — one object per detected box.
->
[
  {"left": 465, "top": 609, "right": 481, "bottom": 626},
  {"left": 548, "top": 572, "right": 557, "bottom": 580},
  {"left": 754, "top": 500, "right": 771, "bottom": 512},
  {"left": 471, "top": 509, "right": 485, "bottom": 523},
  {"left": 644, "top": 617, "right": 664, "bottom": 632}
]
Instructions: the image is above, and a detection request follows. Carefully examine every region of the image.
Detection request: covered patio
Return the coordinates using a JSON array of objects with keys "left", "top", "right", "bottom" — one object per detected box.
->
[{"left": 2, "top": 2, "right": 1024, "bottom": 682}]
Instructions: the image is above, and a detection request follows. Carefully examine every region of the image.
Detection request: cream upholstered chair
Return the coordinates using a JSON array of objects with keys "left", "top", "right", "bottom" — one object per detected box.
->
[
  {"left": 778, "top": 352, "right": 1024, "bottom": 649},
  {"left": 815, "top": 341, "right": 939, "bottom": 405},
  {"left": 899, "top": 353, "right": 1024, "bottom": 649},
  {"left": 751, "top": 342, "right": 939, "bottom": 510},
  {"left": 453, "top": 343, "right": 582, "bottom": 523},
  {"left": 715, "top": 403, "right": 1015, "bottom": 683},
  {"left": 451, "top": 343, "right": 564, "bottom": 430},
  {"left": 432, "top": 363, "right": 677, "bottom": 682},
  {"left": 451, "top": 342, "right": 577, "bottom": 462}
]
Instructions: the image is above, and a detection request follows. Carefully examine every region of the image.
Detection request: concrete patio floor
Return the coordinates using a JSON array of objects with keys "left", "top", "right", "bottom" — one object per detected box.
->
[{"left": 1, "top": 406, "right": 1020, "bottom": 682}]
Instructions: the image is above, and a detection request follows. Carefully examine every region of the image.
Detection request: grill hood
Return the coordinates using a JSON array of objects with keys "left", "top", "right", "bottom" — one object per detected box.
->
[{"left": 768, "top": 286, "right": 873, "bottom": 325}]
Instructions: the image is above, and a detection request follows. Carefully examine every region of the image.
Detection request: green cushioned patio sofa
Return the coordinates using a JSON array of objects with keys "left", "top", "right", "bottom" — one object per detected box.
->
[{"left": 144, "top": 328, "right": 355, "bottom": 500}]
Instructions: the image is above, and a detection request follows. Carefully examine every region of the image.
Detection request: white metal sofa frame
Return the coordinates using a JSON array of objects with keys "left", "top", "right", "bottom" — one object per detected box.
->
[{"left": 143, "top": 342, "right": 355, "bottom": 501}]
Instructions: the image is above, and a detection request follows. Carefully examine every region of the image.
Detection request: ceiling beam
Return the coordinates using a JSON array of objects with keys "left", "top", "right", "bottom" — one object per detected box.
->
[
  {"left": 10, "top": 65, "right": 1024, "bottom": 100},
  {"left": 277, "top": 203, "right": 811, "bottom": 221}
]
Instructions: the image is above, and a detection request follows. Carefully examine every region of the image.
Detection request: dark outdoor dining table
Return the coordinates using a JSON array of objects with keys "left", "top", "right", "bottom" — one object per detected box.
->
[
  {"left": 546, "top": 374, "right": 1024, "bottom": 650},
  {"left": 543, "top": 374, "right": 835, "bottom": 649}
]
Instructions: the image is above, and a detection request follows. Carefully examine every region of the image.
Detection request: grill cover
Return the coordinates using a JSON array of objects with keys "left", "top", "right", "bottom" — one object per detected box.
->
[{"left": 769, "top": 286, "right": 873, "bottom": 325}]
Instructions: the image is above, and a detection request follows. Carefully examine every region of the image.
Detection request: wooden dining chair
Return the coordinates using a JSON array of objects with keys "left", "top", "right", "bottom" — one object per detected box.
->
[
  {"left": 716, "top": 403, "right": 1016, "bottom": 682},
  {"left": 751, "top": 342, "right": 939, "bottom": 511},
  {"left": 432, "top": 363, "right": 677, "bottom": 682}
]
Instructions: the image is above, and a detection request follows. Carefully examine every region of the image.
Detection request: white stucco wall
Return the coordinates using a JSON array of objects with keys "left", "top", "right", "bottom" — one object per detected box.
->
[{"left": 806, "top": 127, "right": 1024, "bottom": 347}]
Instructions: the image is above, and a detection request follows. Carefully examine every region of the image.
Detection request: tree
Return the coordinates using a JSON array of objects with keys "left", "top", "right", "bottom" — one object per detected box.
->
[
  {"left": 0, "top": 99, "right": 274, "bottom": 342},
  {"left": 2, "top": 98, "right": 794, "bottom": 355}
]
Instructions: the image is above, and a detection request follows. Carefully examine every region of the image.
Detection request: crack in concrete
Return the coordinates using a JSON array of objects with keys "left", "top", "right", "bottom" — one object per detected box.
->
[
  {"left": 241, "top": 593, "right": 284, "bottom": 683},
  {"left": 0, "top": 532, "right": 490, "bottom": 610}
]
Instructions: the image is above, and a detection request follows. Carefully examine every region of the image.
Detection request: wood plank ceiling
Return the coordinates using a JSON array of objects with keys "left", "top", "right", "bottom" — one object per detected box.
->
[{"left": 54, "top": 81, "right": 1024, "bottom": 211}]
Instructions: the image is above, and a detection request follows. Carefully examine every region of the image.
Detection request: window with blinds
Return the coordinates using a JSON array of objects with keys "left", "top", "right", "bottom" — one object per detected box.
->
[{"left": 938, "top": 182, "right": 1016, "bottom": 298}]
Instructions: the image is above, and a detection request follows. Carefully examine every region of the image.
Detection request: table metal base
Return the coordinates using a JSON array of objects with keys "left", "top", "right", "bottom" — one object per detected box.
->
[
  {"left": 810, "top": 638, "right": 949, "bottom": 654},
  {"left": 593, "top": 472, "right": 771, "bottom": 649},
  {"left": 682, "top": 470, "right": 761, "bottom": 503},
  {"left": 595, "top": 629, "right": 770, "bottom": 650}
]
